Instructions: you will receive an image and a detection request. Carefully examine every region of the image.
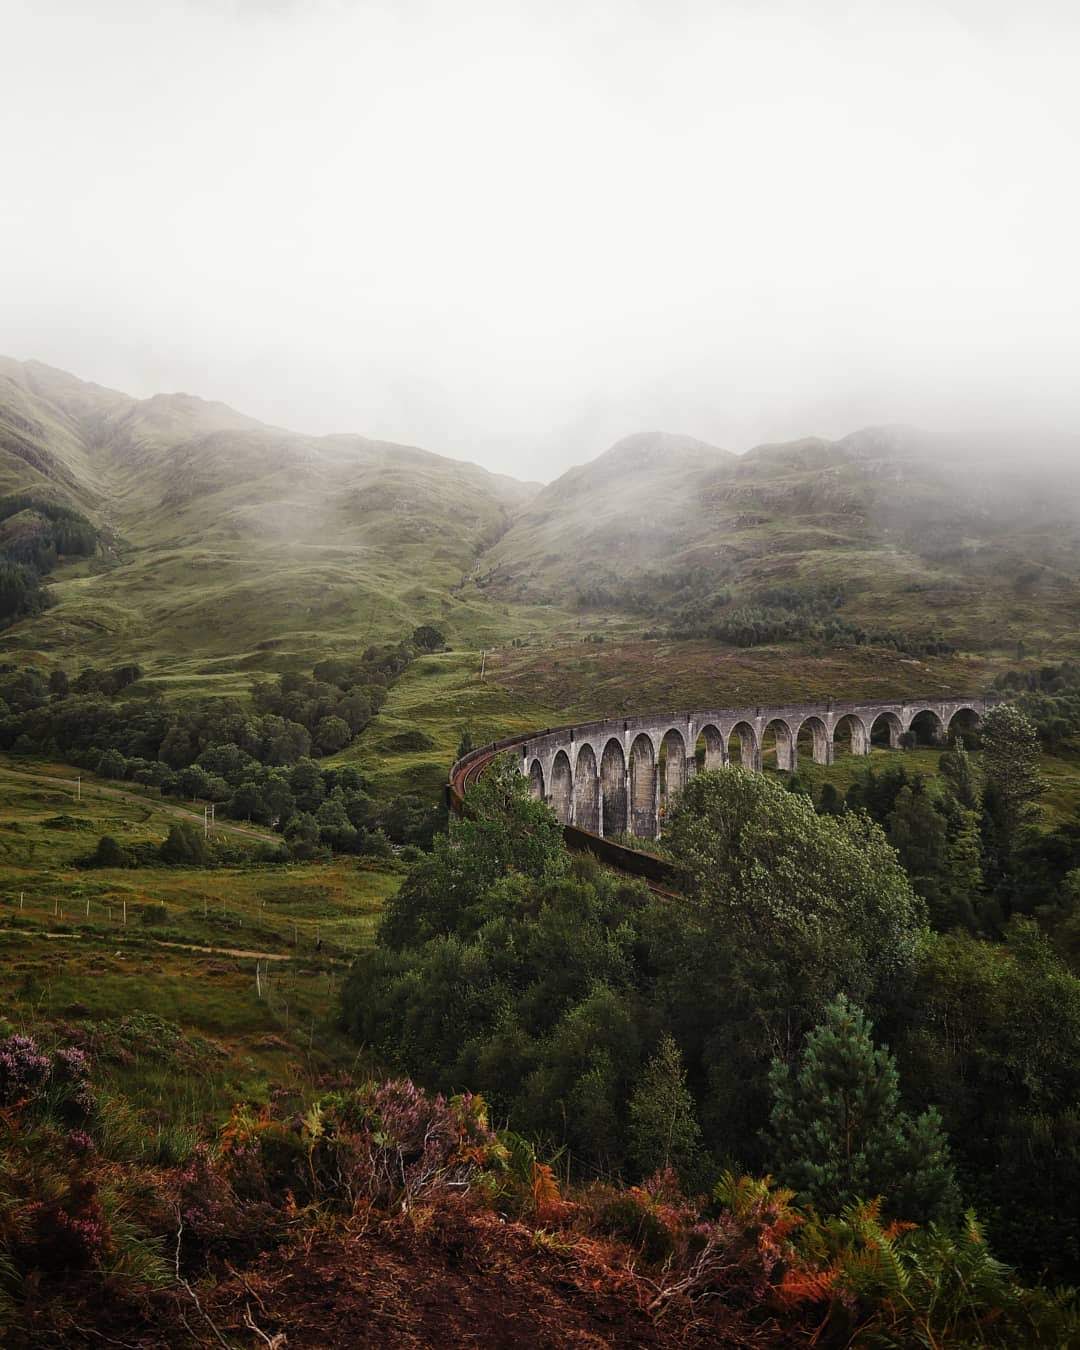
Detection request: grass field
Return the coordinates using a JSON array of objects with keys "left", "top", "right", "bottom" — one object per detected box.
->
[{"left": 0, "top": 758, "right": 403, "bottom": 1125}]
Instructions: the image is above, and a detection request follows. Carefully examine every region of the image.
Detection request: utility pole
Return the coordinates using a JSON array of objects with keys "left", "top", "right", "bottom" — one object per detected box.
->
[
  {"left": 76, "top": 776, "right": 81, "bottom": 802},
  {"left": 203, "top": 804, "right": 209, "bottom": 839},
  {"left": 479, "top": 650, "right": 486, "bottom": 682}
]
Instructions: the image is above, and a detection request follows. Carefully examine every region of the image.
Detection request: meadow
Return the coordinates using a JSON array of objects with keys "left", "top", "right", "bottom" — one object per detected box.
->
[{"left": 0, "top": 759, "right": 401, "bottom": 1126}]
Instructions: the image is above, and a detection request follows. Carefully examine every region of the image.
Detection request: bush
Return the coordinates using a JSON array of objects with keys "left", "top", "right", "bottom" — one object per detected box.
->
[
  {"left": 159, "top": 822, "right": 207, "bottom": 866},
  {"left": 89, "top": 834, "right": 132, "bottom": 869}
]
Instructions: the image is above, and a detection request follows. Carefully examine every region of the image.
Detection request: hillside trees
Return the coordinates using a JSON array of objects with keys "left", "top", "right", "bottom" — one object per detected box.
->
[
  {"left": 0, "top": 495, "right": 99, "bottom": 627},
  {"left": 766, "top": 995, "right": 959, "bottom": 1224},
  {"left": 344, "top": 765, "right": 930, "bottom": 1185},
  {"left": 657, "top": 770, "right": 927, "bottom": 1159},
  {"left": 897, "top": 920, "right": 1080, "bottom": 1279},
  {"left": 627, "top": 1033, "right": 703, "bottom": 1182},
  {"left": 980, "top": 705, "right": 1044, "bottom": 905},
  {"left": 0, "top": 642, "right": 439, "bottom": 852}
]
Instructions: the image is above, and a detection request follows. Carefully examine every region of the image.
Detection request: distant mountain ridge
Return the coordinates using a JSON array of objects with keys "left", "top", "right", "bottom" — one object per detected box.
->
[
  {"left": 0, "top": 357, "right": 539, "bottom": 665},
  {"left": 481, "top": 422, "right": 1080, "bottom": 650},
  {"left": 1, "top": 356, "right": 1078, "bottom": 668}
]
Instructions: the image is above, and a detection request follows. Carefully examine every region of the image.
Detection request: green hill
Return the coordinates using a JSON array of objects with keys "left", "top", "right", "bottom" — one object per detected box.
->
[
  {"left": 0, "top": 357, "right": 546, "bottom": 676},
  {"left": 481, "top": 425, "right": 1080, "bottom": 655},
  {"left": 2, "top": 358, "right": 1080, "bottom": 768}
]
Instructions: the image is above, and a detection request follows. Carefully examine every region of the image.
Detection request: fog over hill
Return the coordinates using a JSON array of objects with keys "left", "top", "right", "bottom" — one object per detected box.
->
[
  {"left": 0, "top": 358, "right": 539, "bottom": 663},
  {"left": 1, "top": 357, "right": 1080, "bottom": 666},
  {"left": 482, "top": 424, "right": 1080, "bottom": 652}
]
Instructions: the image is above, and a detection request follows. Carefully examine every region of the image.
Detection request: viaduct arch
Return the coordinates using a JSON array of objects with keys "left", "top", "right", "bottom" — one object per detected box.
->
[{"left": 453, "top": 694, "right": 995, "bottom": 846}]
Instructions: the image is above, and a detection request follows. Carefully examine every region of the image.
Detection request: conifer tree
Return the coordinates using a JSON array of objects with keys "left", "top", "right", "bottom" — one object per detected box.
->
[
  {"left": 980, "top": 704, "right": 1043, "bottom": 841},
  {"left": 939, "top": 739, "right": 980, "bottom": 810},
  {"left": 628, "top": 1032, "right": 702, "bottom": 1181},
  {"left": 766, "top": 995, "right": 960, "bottom": 1224},
  {"left": 940, "top": 810, "right": 983, "bottom": 931}
]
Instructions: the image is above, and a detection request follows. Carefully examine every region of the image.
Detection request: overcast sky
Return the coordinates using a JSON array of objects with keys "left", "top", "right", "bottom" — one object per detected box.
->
[{"left": 3, "top": 1, "right": 1078, "bottom": 481}]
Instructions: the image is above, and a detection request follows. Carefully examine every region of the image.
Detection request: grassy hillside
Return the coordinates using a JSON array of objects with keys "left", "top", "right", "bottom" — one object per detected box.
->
[
  {"left": 2, "top": 358, "right": 1080, "bottom": 810},
  {"left": 0, "top": 357, "right": 551, "bottom": 672},
  {"left": 0, "top": 755, "right": 400, "bottom": 1120},
  {"left": 480, "top": 425, "right": 1080, "bottom": 657}
]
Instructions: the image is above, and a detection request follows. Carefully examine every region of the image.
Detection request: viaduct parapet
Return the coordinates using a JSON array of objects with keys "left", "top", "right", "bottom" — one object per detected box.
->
[{"left": 507, "top": 695, "right": 992, "bottom": 842}]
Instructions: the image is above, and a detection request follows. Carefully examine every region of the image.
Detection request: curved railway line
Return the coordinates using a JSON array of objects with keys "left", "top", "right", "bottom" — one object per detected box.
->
[
  {"left": 447, "top": 692, "right": 994, "bottom": 897},
  {"left": 448, "top": 731, "right": 688, "bottom": 894}
]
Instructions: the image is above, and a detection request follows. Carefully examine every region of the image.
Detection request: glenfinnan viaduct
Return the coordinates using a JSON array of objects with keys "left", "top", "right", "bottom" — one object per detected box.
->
[{"left": 508, "top": 695, "right": 991, "bottom": 842}]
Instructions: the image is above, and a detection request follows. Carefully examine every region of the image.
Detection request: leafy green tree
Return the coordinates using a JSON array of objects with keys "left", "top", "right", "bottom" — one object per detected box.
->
[
  {"left": 289, "top": 758, "right": 325, "bottom": 812},
  {"left": 628, "top": 1032, "right": 702, "bottom": 1182},
  {"left": 92, "top": 834, "right": 130, "bottom": 868},
  {"left": 359, "top": 826, "right": 393, "bottom": 858},
  {"left": 96, "top": 747, "right": 127, "bottom": 780},
  {"left": 641, "top": 770, "right": 928, "bottom": 1169},
  {"left": 157, "top": 722, "right": 193, "bottom": 769},
  {"left": 159, "top": 822, "right": 207, "bottom": 865},
  {"left": 379, "top": 756, "right": 566, "bottom": 950},
  {"left": 260, "top": 774, "right": 296, "bottom": 829},
  {"left": 766, "top": 995, "right": 960, "bottom": 1224},
  {"left": 316, "top": 795, "right": 357, "bottom": 850},
  {"left": 456, "top": 728, "right": 475, "bottom": 761},
  {"left": 887, "top": 785, "right": 949, "bottom": 906},
  {"left": 663, "top": 769, "right": 925, "bottom": 1028},
  {"left": 336, "top": 691, "right": 372, "bottom": 734},
  {"left": 48, "top": 669, "right": 69, "bottom": 699},
  {"left": 228, "top": 781, "right": 265, "bottom": 823},
  {"left": 314, "top": 715, "right": 351, "bottom": 755},
  {"left": 940, "top": 810, "right": 983, "bottom": 931},
  {"left": 284, "top": 810, "right": 321, "bottom": 859},
  {"left": 411, "top": 624, "right": 446, "bottom": 652},
  {"left": 176, "top": 765, "right": 213, "bottom": 800}
]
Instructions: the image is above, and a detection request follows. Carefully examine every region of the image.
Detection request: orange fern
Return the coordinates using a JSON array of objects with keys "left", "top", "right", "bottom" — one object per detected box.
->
[{"left": 531, "top": 1161, "right": 564, "bottom": 1221}]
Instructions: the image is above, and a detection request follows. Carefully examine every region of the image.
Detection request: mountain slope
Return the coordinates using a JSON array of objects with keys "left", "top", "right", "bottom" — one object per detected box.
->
[
  {"left": 0, "top": 358, "right": 543, "bottom": 671},
  {"left": 479, "top": 424, "right": 1080, "bottom": 651},
  {"left": 480, "top": 431, "right": 736, "bottom": 600}
]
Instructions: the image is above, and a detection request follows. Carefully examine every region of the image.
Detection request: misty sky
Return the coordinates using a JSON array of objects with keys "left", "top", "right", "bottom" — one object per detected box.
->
[{"left": 3, "top": 1, "right": 1079, "bottom": 482}]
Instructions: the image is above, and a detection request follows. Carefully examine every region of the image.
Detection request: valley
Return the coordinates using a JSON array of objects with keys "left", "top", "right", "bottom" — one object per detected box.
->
[{"left": 4, "top": 358, "right": 1080, "bottom": 1344}]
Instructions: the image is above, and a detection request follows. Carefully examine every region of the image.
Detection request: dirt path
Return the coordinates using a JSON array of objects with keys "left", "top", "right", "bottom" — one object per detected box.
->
[
  {"left": 17, "top": 927, "right": 348, "bottom": 964},
  {"left": 0, "top": 765, "right": 278, "bottom": 843}
]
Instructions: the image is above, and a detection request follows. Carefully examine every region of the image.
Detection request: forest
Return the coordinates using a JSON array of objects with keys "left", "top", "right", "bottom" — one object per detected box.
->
[
  {"left": 0, "top": 628, "right": 447, "bottom": 858},
  {"left": 343, "top": 705, "right": 1080, "bottom": 1288}
]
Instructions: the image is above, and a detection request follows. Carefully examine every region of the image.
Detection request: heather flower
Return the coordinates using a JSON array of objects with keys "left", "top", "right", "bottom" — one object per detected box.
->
[
  {"left": 0, "top": 1033, "right": 51, "bottom": 1103},
  {"left": 53, "top": 1045, "right": 91, "bottom": 1083},
  {"left": 67, "top": 1129, "right": 95, "bottom": 1156}
]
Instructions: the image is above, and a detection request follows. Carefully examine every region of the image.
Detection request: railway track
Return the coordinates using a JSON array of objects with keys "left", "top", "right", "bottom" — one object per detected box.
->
[{"left": 448, "top": 736, "right": 687, "bottom": 897}]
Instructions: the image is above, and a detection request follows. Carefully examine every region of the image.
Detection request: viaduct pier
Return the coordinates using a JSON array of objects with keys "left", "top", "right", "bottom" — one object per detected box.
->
[{"left": 449, "top": 695, "right": 993, "bottom": 857}]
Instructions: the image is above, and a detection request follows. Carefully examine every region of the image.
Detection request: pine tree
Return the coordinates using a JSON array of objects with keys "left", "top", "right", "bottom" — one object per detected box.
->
[
  {"left": 938, "top": 739, "right": 980, "bottom": 810},
  {"left": 628, "top": 1032, "right": 702, "bottom": 1181},
  {"left": 940, "top": 809, "right": 983, "bottom": 931},
  {"left": 887, "top": 786, "right": 948, "bottom": 908},
  {"left": 980, "top": 704, "right": 1044, "bottom": 909},
  {"left": 766, "top": 995, "right": 960, "bottom": 1224},
  {"left": 980, "top": 704, "right": 1043, "bottom": 841}
]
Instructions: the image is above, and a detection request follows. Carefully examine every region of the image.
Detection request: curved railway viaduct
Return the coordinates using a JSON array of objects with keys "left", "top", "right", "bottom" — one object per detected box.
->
[{"left": 449, "top": 695, "right": 994, "bottom": 853}]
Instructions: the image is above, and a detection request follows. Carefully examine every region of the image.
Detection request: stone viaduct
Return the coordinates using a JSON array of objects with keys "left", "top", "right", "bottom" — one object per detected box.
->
[{"left": 519, "top": 695, "right": 992, "bottom": 841}]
